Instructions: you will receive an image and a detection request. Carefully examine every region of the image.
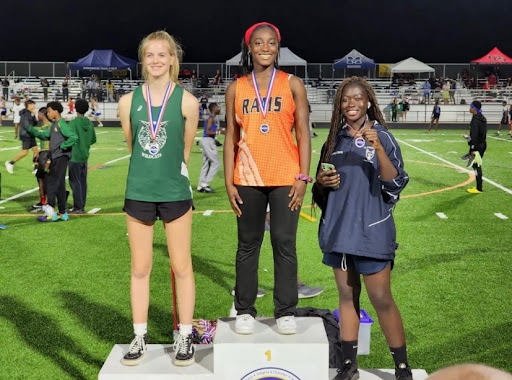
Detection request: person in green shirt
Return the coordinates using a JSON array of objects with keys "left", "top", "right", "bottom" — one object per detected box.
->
[
  {"left": 28, "top": 101, "right": 78, "bottom": 222},
  {"left": 119, "top": 30, "right": 199, "bottom": 367},
  {"left": 68, "top": 99, "right": 96, "bottom": 214}
]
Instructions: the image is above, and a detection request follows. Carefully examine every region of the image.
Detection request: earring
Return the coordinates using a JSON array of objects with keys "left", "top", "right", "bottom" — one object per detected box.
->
[{"left": 367, "top": 103, "right": 371, "bottom": 109}]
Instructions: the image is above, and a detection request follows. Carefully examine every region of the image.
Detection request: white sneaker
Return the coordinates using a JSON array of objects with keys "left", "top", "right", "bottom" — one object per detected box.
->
[
  {"left": 235, "top": 314, "right": 255, "bottom": 335},
  {"left": 276, "top": 316, "right": 296, "bottom": 335},
  {"left": 5, "top": 161, "right": 13, "bottom": 174}
]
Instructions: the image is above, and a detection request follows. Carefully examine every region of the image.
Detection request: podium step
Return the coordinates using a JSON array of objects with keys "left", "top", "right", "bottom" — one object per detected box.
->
[
  {"left": 328, "top": 368, "right": 429, "bottom": 380},
  {"left": 214, "top": 317, "right": 329, "bottom": 379},
  {"left": 98, "top": 344, "right": 215, "bottom": 379}
]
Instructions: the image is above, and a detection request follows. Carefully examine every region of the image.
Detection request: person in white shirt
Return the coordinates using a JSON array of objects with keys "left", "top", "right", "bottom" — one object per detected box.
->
[{"left": 11, "top": 98, "right": 25, "bottom": 139}]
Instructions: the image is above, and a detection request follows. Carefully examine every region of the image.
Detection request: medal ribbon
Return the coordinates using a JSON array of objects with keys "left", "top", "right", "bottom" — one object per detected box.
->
[
  {"left": 146, "top": 82, "right": 172, "bottom": 140},
  {"left": 251, "top": 68, "right": 276, "bottom": 119}
]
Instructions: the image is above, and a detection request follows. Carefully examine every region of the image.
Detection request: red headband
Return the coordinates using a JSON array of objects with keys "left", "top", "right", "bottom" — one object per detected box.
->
[{"left": 244, "top": 22, "right": 281, "bottom": 45}]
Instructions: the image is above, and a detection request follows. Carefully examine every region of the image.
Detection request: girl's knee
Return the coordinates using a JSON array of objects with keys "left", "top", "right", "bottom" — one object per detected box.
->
[
  {"left": 369, "top": 291, "right": 394, "bottom": 312},
  {"left": 131, "top": 265, "right": 152, "bottom": 280}
]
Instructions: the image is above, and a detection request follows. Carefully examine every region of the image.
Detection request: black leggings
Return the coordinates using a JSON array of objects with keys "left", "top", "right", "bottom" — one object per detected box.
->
[
  {"left": 472, "top": 144, "right": 486, "bottom": 191},
  {"left": 234, "top": 185, "right": 299, "bottom": 319}
]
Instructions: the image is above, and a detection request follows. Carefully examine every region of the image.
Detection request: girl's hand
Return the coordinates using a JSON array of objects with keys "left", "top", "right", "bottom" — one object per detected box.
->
[
  {"left": 288, "top": 180, "right": 307, "bottom": 211},
  {"left": 316, "top": 170, "right": 340, "bottom": 189},
  {"left": 226, "top": 184, "right": 243, "bottom": 217}
]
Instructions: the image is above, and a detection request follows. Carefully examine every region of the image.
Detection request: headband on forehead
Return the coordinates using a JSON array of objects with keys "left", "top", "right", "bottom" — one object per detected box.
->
[
  {"left": 244, "top": 22, "right": 281, "bottom": 45},
  {"left": 470, "top": 103, "right": 482, "bottom": 114}
]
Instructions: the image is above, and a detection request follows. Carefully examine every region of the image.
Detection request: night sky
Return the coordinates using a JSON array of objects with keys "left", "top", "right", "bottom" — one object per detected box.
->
[{"left": 3, "top": 0, "right": 511, "bottom": 64}]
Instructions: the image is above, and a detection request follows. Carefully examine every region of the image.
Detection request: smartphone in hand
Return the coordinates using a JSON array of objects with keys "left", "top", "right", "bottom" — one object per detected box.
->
[{"left": 321, "top": 162, "right": 335, "bottom": 172}]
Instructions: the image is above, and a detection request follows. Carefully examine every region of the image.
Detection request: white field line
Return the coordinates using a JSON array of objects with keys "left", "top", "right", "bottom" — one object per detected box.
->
[
  {"left": 96, "top": 131, "right": 109, "bottom": 135},
  {"left": 88, "top": 208, "right": 101, "bottom": 214},
  {"left": 396, "top": 138, "right": 512, "bottom": 196},
  {"left": 436, "top": 212, "right": 448, "bottom": 219},
  {"left": 0, "top": 155, "right": 130, "bottom": 205},
  {"left": 494, "top": 213, "right": 509, "bottom": 220},
  {"left": 0, "top": 146, "right": 19, "bottom": 152},
  {"left": 203, "top": 210, "right": 213, "bottom": 216},
  {"left": 488, "top": 135, "right": 512, "bottom": 143}
]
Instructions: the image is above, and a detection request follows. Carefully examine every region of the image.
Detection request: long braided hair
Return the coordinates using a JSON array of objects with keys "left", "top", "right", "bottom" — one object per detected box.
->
[
  {"left": 240, "top": 25, "right": 280, "bottom": 75},
  {"left": 320, "top": 77, "right": 386, "bottom": 165}
]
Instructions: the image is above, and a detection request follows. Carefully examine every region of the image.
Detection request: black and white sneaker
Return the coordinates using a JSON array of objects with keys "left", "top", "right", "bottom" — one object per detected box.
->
[
  {"left": 466, "top": 155, "right": 475, "bottom": 167},
  {"left": 395, "top": 363, "right": 413, "bottom": 380},
  {"left": 121, "top": 334, "right": 148, "bottom": 366},
  {"left": 173, "top": 333, "right": 195, "bottom": 366},
  {"left": 334, "top": 359, "right": 359, "bottom": 380},
  {"left": 32, "top": 202, "right": 44, "bottom": 209}
]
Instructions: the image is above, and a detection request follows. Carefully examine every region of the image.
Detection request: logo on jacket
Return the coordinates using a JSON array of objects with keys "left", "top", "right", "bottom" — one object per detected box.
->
[
  {"left": 138, "top": 120, "right": 168, "bottom": 159},
  {"left": 364, "top": 146, "right": 375, "bottom": 163}
]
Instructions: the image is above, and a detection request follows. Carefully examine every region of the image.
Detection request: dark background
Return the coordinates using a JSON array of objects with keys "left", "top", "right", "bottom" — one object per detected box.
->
[{"left": 2, "top": 0, "right": 511, "bottom": 63}]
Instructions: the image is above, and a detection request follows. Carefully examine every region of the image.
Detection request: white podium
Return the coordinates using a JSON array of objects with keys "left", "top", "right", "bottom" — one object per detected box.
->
[{"left": 99, "top": 316, "right": 428, "bottom": 380}]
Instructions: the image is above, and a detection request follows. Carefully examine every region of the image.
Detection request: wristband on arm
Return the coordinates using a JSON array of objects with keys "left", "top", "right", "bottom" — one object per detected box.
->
[{"left": 295, "top": 173, "right": 313, "bottom": 183}]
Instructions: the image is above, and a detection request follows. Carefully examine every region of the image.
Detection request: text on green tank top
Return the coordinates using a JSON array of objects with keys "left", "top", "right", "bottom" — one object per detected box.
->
[{"left": 125, "top": 84, "right": 192, "bottom": 202}]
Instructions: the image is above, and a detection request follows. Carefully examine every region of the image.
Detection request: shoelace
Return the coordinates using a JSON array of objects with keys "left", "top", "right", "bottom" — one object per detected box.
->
[
  {"left": 173, "top": 334, "right": 190, "bottom": 355},
  {"left": 239, "top": 315, "right": 252, "bottom": 322},
  {"left": 128, "top": 335, "right": 145, "bottom": 354},
  {"left": 280, "top": 316, "right": 293, "bottom": 324}
]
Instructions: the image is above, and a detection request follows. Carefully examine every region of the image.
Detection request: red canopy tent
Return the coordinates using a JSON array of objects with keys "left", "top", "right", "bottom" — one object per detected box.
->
[{"left": 471, "top": 47, "right": 512, "bottom": 64}]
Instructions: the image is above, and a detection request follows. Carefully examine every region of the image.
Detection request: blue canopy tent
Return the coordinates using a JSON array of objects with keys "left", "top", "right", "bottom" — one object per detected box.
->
[
  {"left": 333, "top": 49, "right": 376, "bottom": 78},
  {"left": 71, "top": 50, "right": 137, "bottom": 78}
]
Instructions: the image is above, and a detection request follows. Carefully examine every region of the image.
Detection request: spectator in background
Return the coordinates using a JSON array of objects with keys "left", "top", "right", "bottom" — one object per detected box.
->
[
  {"left": 5, "top": 99, "right": 38, "bottom": 174},
  {"left": 482, "top": 80, "right": 490, "bottom": 90},
  {"left": 199, "top": 93, "right": 209, "bottom": 119},
  {"left": 391, "top": 97, "right": 398, "bottom": 122},
  {"left": 11, "top": 97, "right": 25, "bottom": 139},
  {"left": 41, "top": 78, "right": 50, "bottom": 101},
  {"left": 80, "top": 79, "right": 87, "bottom": 99},
  {"left": 402, "top": 97, "right": 410, "bottom": 122},
  {"left": 88, "top": 97, "right": 103, "bottom": 127},
  {"left": 0, "top": 96, "right": 6, "bottom": 126},
  {"left": 62, "top": 77, "right": 69, "bottom": 101},
  {"left": 427, "top": 100, "right": 441, "bottom": 133},
  {"left": 422, "top": 80, "right": 431, "bottom": 104},
  {"left": 449, "top": 80, "right": 456, "bottom": 104},
  {"left": 496, "top": 100, "right": 508, "bottom": 136},
  {"left": 200, "top": 74, "right": 209, "bottom": 88},
  {"left": 442, "top": 81, "right": 450, "bottom": 104},
  {"left": 106, "top": 79, "right": 114, "bottom": 102},
  {"left": 1, "top": 77, "right": 9, "bottom": 100},
  {"left": 86, "top": 77, "right": 95, "bottom": 99},
  {"left": 212, "top": 69, "right": 221, "bottom": 85},
  {"left": 68, "top": 98, "right": 96, "bottom": 214}
]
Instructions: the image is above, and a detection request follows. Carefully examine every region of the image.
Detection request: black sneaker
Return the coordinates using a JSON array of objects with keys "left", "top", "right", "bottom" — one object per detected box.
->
[
  {"left": 121, "top": 334, "right": 148, "bottom": 366},
  {"left": 334, "top": 359, "right": 359, "bottom": 380},
  {"left": 199, "top": 186, "right": 215, "bottom": 193},
  {"left": 32, "top": 202, "right": 44, "bottom": 209},
  {"left": 395, "top": 363, "right": 413, "bottom": 380},
  {"left": 466, "top": 155, "right": 475, "bottom": 167},
  {"left": 461, "top": 152, "right": 471, "bottom": 161},
  {"left": 173, "top": 333, "right": 195, "bottom": 366}
]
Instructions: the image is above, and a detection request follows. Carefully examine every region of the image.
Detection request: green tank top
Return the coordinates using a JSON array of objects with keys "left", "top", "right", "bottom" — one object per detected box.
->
[{"left": 125, "top": 84, "right": 192, "bottom": 202}]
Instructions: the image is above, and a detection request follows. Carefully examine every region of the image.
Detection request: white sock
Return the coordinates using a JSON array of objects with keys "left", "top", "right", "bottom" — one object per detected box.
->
[
  {"left": 179, "top": 324, "right": 192, "bottom": 336},
  {"left": 133, "top": 323, "right": 147, "bottom": 336}
]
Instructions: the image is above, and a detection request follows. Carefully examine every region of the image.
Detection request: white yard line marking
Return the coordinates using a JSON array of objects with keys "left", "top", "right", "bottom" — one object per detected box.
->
[
  {"left": 436, "top": 212, "right": 448, "bottom": 219},
  {"left": 87, "top": 208, "right": 101, "bottom": 214},
  {"left": 96, "top": 131, "right": 109, "bottom": 135},
  {"left": 397, "top": 138, "right": 512, "bottom": 195},
  {"left": 0, "top": 146, "right": 20, "bottom": 152},
  {"left": 0, "top": 155, "right": 130, "bottom": 205},
  {"left": 203, "top": 210, "right": 213, "bottom": 216},
  {"left": 0, "top": 131, "right": 13, "bottom": 134},
  {"left": 488, "top": 135, "right": 512, "bottom": 143},
  {"left": 445, "top": 140, "right": 466, "bottom": 143},
  {"left": 494, "top": 213, "right": 509, "bottom": 220}
]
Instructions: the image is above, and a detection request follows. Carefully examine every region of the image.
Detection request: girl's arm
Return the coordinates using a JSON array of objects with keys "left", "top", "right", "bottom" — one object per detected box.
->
[{"left": 181, "top": 90, "right": 199, "bottom": 166}]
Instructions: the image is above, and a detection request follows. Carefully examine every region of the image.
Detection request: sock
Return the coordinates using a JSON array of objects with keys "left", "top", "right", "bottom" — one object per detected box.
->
[
  {"left": 179, "top": 324, "right": 192, "bottom": 337},
  {"left": 133, "top": 323, "right": 147, "bottom": 336},
  {"left": 390, "top": 344, "right": 408, "bottom": 367},
  {"left": 41, "top": 195, "right": 46, "bottom": 205},
  {"left": 341, "top": 340, "right": 358, "bottom": 365}
]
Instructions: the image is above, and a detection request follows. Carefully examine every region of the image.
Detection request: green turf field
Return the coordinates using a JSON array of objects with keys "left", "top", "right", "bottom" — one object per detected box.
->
[{"left": 1, "top": 126, "right": 511, "bottom": 379}]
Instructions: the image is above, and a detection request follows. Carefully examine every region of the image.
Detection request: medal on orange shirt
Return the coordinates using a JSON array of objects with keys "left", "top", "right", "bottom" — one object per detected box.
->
[
  {"left": 252, "top": 68, "right": 276, "bottom": 134},
  {"left": 145, "top": 81, "right": 172, "bottom": 155}
]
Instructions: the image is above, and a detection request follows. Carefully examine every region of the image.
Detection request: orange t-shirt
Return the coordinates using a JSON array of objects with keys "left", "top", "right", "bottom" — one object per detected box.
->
[{"left": 234, "top": 70, "right": 299, "bottom": 186}]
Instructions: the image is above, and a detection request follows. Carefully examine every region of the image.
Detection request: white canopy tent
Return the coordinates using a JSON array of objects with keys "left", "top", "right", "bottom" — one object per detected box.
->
[
  {"left": 390, "top": 57, "right": 435, "bottom": 73},
  {"left": 225, "top": 47, "right": 307, "bottom": 78}
]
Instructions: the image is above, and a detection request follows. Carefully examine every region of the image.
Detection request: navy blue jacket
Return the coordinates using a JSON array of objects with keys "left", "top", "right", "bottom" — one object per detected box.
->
[{"left": 315, "top": 123, "right": 409, "bottom": 260}]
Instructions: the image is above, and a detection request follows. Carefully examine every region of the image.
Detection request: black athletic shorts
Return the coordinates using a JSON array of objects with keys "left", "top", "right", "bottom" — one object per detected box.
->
[
  {"left": 124, "top": 199, "right": 193, "bottom": 222},
  {"left": 36, "top": 151, "right": 50, "bottom": 179},
  {"left": 323, "top": 252, "right": 394, "bottom": 275},
  {"left": 21, "top": 137, "right": 37, "bottom": 150}
]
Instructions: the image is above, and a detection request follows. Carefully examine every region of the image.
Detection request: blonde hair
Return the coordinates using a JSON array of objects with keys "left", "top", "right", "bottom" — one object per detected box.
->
[{"left": 138, "top": 30, "right": 183, "bottom": 83}]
